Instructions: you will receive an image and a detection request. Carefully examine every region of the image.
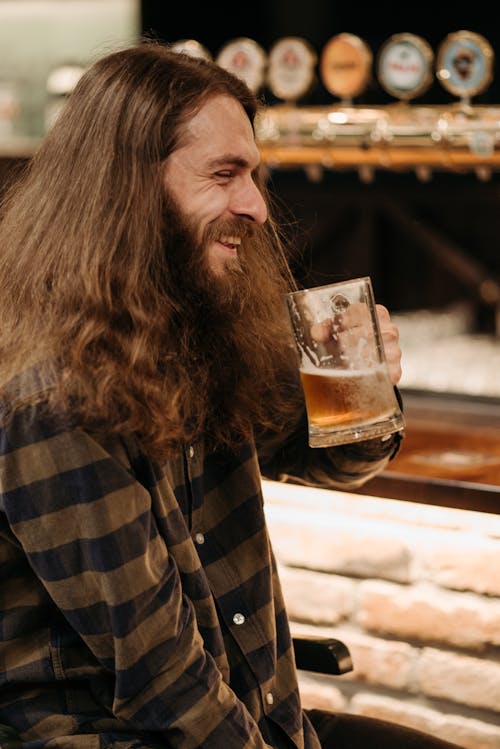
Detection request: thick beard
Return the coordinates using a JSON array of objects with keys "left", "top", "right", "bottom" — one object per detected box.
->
[
  {"left": 161, "top": 198, "right": 298, "bottom": 450},
  {"left": 163, "top": 196, "right": 264, "bottom": 335}
]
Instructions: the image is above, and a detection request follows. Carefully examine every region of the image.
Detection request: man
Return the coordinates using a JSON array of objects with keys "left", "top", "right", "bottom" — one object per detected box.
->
[{"left": 0, "top": 43, "right": 463, "bottom": 749}]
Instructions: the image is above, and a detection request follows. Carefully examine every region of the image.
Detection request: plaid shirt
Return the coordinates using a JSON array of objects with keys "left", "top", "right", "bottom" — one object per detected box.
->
[{"left": 0, "top": 368, "right": 401, "bottom": 749}]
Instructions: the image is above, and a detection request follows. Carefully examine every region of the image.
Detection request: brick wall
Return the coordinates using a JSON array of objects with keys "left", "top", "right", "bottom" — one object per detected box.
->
[{"left": 262, "top": 479, "right": 500, "bottom": 749}]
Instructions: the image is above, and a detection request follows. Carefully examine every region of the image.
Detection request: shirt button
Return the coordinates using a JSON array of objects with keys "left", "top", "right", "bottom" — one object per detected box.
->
[
  {"left": 188, "top": 445, "right": 195, "bottom": 458},
  {"left": 265, "top": 692, "right": 274, "bottom": 706},
  {"left": 232, "top": 612, "right": 245, "bottom": 625},
  {"left": 195, "top": 532, "right": 205, "bottom": 545}
]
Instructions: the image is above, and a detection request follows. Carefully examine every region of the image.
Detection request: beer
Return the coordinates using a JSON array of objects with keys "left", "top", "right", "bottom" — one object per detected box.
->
[
  {"left": 287, "top": 277, "right": 405, "bottom": 447},
  {"left": 300, "top": 365, "right": 397, "bottom": 430}
]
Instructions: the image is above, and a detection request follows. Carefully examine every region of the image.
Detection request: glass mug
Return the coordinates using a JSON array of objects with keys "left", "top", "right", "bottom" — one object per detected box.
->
[{"left": 286, "top": 276, "right": 405, "bottom": 447}]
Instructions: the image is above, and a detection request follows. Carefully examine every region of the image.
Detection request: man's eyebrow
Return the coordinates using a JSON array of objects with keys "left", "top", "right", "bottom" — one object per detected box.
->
[{"left": 208, "top": 154, "right": 256, "bottom": 170}]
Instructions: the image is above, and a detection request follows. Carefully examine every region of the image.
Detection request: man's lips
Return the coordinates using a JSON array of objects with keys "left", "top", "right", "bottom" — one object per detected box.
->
[{"left": 218, "top": 236, "right": 241, "bottom": 253}]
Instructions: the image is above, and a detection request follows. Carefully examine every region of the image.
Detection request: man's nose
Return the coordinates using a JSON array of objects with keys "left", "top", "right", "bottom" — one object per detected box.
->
[{"left": 231, "top": 178, "right": 268, "bottom": 225}]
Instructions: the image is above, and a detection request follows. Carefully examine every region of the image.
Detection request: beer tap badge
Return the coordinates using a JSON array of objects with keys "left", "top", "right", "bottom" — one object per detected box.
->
[
  {"left": 216, "top": 38, "right": 267, "bottom": 93},
  {"left": 436, "top": 31, "right": 494, "bottom": 98},
  {"left": 170, "top": 39, "right": 212, "bottom": 61},
  {"left": 377, "top": 33, "right": 434, "bottom": 101},
  {"left": 267, "top": 37, "right": 317, "bottom": 102},
  {"left": 320, "top": 33, "right": 372, "bottom": 101}
]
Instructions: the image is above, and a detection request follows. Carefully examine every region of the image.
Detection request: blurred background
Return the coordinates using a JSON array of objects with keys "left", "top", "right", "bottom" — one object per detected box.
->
[{"left": 140, "top": 4, "right": 500, "bottom": 326}]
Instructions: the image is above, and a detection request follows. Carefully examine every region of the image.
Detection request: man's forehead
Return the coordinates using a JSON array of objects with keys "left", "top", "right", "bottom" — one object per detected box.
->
[
  {"left": 178, "top": 95, "right": 260, "bottom": 169},
  {"left": 181, "top": 96, "right": 256, "bottom": 149}
]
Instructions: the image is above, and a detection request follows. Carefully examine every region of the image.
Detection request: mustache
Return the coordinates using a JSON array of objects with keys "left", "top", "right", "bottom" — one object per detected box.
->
[{"left": 203, "top": 217, "right": 257, "bottom": 243}]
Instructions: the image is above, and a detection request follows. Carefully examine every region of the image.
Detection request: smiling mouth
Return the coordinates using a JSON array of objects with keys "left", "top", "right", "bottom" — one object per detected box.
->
[{"left": 218, "top": 236, "right": 241, "bottom": 253}]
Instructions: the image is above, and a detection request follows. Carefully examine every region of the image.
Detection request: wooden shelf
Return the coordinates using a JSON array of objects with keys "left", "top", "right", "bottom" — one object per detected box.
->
[{"left": 258, "top": 144, "right": 500, "bottom": 172}]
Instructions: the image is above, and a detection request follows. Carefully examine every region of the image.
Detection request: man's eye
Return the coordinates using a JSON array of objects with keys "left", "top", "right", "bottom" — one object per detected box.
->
[{"left": 215, "top": 170, "right": 233, "bottom": 179}]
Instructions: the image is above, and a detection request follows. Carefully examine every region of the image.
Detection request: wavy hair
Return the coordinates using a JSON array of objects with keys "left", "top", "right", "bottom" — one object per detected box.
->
[{"left": 0, "top": 42, "right": 300, "bottom": 456}]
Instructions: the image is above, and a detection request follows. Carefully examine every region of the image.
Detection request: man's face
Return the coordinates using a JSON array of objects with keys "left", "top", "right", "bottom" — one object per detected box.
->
[{"left": 162, "top": 94, "right": 268, "bottom": 278}]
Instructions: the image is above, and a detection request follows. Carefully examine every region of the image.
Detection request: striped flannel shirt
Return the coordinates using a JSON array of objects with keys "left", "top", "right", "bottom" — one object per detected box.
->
[{"left": 0, "top": 367, "right": 402, "bottom": 749}]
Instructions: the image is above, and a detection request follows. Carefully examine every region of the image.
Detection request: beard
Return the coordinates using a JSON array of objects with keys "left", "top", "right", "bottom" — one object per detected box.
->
[
  {"left": 160, "top": 195, "right": 301, "bottom": 451},
  {"left": 164, "top": 212, "right": 259, "bottom": 336}
]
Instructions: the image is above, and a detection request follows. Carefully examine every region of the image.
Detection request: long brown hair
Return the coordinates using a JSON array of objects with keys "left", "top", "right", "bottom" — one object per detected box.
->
[{"left": 0, "top": 42, "right": 300, "bottom": 457}]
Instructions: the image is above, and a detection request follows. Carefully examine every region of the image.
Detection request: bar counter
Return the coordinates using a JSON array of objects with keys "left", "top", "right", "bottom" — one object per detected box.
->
[{"left": 262, "top": 477, "right": 500, "bottom": 749}]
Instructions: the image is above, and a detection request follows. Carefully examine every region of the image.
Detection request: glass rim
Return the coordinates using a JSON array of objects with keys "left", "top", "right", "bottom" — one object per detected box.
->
[{"left": 287, "top": 275, "right": 372, "bottom": 299}]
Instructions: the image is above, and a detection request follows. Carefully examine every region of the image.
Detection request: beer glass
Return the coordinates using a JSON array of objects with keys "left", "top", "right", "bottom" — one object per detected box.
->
[{"left": 286, "top": 277, "right": 405, "bottom": 447}]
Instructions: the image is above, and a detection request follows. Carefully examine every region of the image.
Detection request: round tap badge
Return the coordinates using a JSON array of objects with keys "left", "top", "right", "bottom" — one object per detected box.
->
[
  {"left": 377, "top": 33, "right": 434, "bottom": 100},
  {"left": 216, "top": 38, "right": 267, "bottom": 93},
  {"left": 170, "top": 39, "right": 212, "bottom": 61},
  {"left": 320, "top": 33, "right": 372, "bottom": 100},
  {"left": 436, "top": 31, "right": 494, "bottom": 98},
  {"left": 267, "top": 37, "right": 317, "bottom": 102}
]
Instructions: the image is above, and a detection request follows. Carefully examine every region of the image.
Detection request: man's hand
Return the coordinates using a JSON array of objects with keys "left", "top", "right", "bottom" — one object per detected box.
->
[
  {"left": 376, "top": 304, "right": 402, "bottom": 385},
  {"left": 309, "top": 303, "right": 402, "bottom": 386}
]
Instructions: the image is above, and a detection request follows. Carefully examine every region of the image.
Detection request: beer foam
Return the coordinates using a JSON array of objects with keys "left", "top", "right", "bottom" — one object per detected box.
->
[{"left": 299, "top": 362, "right": 387, "bottom": 377}]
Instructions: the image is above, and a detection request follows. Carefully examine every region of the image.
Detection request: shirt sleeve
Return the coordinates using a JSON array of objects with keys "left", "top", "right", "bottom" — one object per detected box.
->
[
  {"left": 1, "top": 403, "right": 273, "bottom": 749},
  {"left": 257, "top": 383, "right": 404, "bottom": 490}
]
